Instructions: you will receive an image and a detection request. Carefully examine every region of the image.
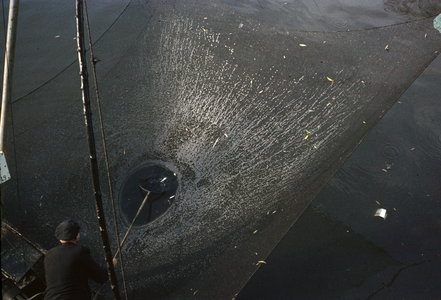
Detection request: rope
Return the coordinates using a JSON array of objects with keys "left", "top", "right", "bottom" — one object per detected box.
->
[
  {"left": 93, "top": 191, "right": 151, "bottom": 300},
  {"left": 82, "top": 1, "right": 128, "bottom": 299}
]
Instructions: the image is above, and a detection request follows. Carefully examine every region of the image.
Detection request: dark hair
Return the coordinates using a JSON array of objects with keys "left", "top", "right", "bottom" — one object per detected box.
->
[{"left": 55, "top": 220, "right": 80, "bottom": 240}]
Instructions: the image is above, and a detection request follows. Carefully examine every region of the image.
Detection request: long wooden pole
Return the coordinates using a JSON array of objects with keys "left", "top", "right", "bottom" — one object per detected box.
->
[
  {"left": 0, "top": 0, "right": 19, "bottom": 153},
  {"left": 75, "top": 1, "right": 120, "bottom": 299},
  {"left": 0, "top": 0, "right": 19, "bottom": 207}
]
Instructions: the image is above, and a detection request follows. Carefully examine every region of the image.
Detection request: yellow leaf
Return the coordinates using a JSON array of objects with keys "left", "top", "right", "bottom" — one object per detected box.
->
[
  {"left": 304, "top": 135, "right": 309, "bottom": 140},
  {"left": 327, "top": 77, "right": 334, "bottom": 82},
  {"left": 376, "top": 201, "right": 381, "bottom": 205},
  {"left": 259, "top": 90, "right": 264, "bottom": 93}
]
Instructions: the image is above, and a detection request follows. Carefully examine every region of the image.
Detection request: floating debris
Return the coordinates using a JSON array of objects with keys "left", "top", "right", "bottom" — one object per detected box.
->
[
  {"left": 253, "top": 230, "right": 258, "bottom": 234},
  {"left": 375, "top": 208, "right": 388, "bottom": 219},
  {"left": 327, "top": 77, "right": 334, "bottom": 82},
  {"left": 299, "top": 44, "right": 307, "bottom": 47},
  {"left": 213, "top": 138, "right": 219, "bottom": 148},
  {"left": 256, "top": 261, "right": 266, "bottom": 265}
]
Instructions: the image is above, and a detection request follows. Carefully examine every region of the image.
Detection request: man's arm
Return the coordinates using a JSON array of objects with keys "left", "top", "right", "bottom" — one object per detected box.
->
[{"left": 81, "top": 247, "right": 109, "bottom": 284}]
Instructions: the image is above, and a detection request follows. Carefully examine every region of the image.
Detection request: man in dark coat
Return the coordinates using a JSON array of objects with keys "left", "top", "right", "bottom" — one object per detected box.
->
[{"left": 44, "top": 220, "right": 117, "bottom": 300}]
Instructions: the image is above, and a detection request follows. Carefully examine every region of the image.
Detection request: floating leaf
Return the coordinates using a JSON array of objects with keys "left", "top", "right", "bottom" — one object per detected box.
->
[
  {"left": 299, "top": 44, "right": 307, "bottom": 47},
  {"left": 327, "top": 77, "right": 334, "bottom": 82},
  {"left": 376, "top": 201, "right": 381, "bottom": 205},
  {"left": 304, "top": 135, "right": 309, "bottom": 140},
  {"left": 306, "top": 130, "right": 311, "bottom": 134},
  {"left": 253, "top": 230, "right": 258, "bottom": 234},
  {"left": 259, "top": 90, "right": 264, "bottom": 93}
]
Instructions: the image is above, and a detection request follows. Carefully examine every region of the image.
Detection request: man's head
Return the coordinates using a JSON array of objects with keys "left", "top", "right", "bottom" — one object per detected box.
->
[{"left": 55, "top": 220, "right": 80, "bottom": 242}]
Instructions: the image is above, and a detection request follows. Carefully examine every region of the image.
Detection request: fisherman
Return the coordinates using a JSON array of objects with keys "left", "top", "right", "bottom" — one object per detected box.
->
[{"left": 43, "top": 220, "right": 117, "bottom": 300}]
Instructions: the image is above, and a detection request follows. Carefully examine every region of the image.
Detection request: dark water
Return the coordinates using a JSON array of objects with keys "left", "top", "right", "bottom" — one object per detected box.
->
[
  {"left": 237, "top": 53, "right": 441, "bottom": 300},
  {"left": 119, "top": 163, "right": 179, "bottom": 227}
]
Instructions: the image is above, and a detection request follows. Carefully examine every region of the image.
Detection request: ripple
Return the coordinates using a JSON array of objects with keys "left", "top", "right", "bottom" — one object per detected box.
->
[
  {"left": 335, "top": 143, "right": 412, "bottom": 195},
  {"left": 380, "top": 144, "right": 401, "bottom": 159},
  {"left": 330, "top": 19, "right": 349, "bottom": 29},
  {"left": 417, "top": 127, "right": 441, "bottom": 159}
]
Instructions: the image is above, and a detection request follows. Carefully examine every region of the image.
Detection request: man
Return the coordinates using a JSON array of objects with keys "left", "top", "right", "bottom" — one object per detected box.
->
[{"left": 44, "top": 220, "right": 117, "bottom": 300}]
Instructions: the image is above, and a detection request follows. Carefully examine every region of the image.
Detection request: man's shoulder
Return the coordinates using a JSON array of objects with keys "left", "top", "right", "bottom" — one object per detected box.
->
[{"left": 47, "top": 243, "right": 90, "bottom": 255}]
